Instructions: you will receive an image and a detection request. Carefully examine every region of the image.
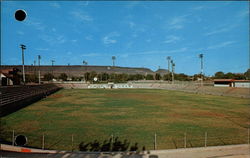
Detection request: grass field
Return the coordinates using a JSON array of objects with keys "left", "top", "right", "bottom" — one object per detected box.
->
[{"left": 1, "top": 89, "right": 250, "bottom": 151}]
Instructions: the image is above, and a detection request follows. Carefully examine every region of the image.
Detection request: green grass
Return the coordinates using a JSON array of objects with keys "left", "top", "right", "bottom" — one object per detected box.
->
[{"left": 1, "top": 89, "right": 250, "bottom": 150}]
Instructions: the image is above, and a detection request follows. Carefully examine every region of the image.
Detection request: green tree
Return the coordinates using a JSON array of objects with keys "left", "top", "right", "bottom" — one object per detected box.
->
[
  {"left": 84, "top": 72, "right": 90, "bottom": 81},
  {"left": 43, "top": 73, "right": 54, "bottom": 81},
  {"left": 146, "top": 74, "right": 154, "bottom": 80},
  {"left": 25, "top": 74, "right": 38, "bottom": 83},
  {"left": 155, "top": 73, "right": 161, "bottom": 80},
  {"left": 59, "top": 73, "right": 68, "bottom": 81},
  {"left": 214, "top": 71, "right": 225, "bottom": 79},
  {"left": 224, "top": 72, "right": 234, "bottom": 79},
  {"left": 244, "top": 69, "right": 250, "bottom": 79}
]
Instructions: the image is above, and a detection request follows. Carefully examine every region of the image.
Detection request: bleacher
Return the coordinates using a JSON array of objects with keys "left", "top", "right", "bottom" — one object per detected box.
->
[{"left": 0, "top": 84, "right": 61, "bottom": 116}]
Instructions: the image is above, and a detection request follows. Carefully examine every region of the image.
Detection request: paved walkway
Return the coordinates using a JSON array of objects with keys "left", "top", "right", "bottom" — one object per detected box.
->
[{"left": 0, "top": 144, "right": 249, "bottom": 158}]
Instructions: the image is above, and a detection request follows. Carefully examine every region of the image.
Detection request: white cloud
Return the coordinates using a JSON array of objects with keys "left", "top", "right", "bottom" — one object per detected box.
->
[
  {"left": 204, "top": 24, "right": 237, "bottom": 36},
  {"left": 71, "top": 39, "right": 77, "bottom": 43},
  {"left": 163, "top": 35, "right": 181, "bottom": 44},
  {"left": 24, "top": 18, "right": 46, "bottom": 31},
  {"left": 237, "top": 9, "right": 249, "bottom": 18},
  {"left": 131, "top": 47, "right": 187, "bottom": 56},
  {"left": 85, "top": 35, "right": 93, "bottom": 41},
  {"left": 39, "top": 34, "right": 67, "bottom": 45},
  {"left": 128, "top": 21, "right": 135, "bottom": 29},
  {"left": 207, "top": 41, "right": 236, "bottom": 50},
  {"left": 102, "top": 32, "right": 120, "bottom": 45},
  {"left": 36, "top": 48, "right": 49, "bottom": 51},
  {"left": 71, "top": 11, "right": 93, "bottom": 22},
  {"left": 78, "top": 1, "right": 89, "bottom": 6},
  {"left": 17, "top": 31, "right": 24, "bottom": 35},
  {"left": 50, "top": 2, "right": 60, "bottom": 8},
  {"left": 146, "top": 39, "right": 151, "bottom": 43},
  {"left": 52, "top": 28, "right": 56, "bottom": 32},
  {"left": 167, "top": 15, "right": 189, "bottom": 30},
  {"left": 67, "top": 51, "right": 72, "bottom": 55}
]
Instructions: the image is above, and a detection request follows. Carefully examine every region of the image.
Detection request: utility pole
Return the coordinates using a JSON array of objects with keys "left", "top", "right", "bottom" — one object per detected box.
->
[
  {"left": 167, "top": 56, "right": 171, "bottom": 82},
  {"left": 20, "top": 44, "right": 26, "bottom": 85},
  {"left": 38, "top": 55, "right": 41, "bottom": 84},
  {"left": 199, "top": 54, "right": 204, "bottom": 86}
]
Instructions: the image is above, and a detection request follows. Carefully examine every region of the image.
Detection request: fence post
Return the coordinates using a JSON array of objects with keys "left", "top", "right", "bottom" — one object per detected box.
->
[
  {"left": 12, "top": 130, "right": 15, "bottom": 146},
  {"left": 42, "top": 133, "right": 45, "bottom": 149},
  {"left": 154, "top": 133, "right": 157, "bottom": 150},
  {"left": 248, "top": 128, "right": 249, "bottom": 145},
  {"left": 184, "top": 132, "right": 186, "bottom": 148},
  {"left": 205, "top": 132, "right": 207, "bottom": 147},
  {"left": 71, "top": 134, "right": 74, "bottom": 152},
  {"left": 111, "top": 133, "right": 114, "bottom": 151}
]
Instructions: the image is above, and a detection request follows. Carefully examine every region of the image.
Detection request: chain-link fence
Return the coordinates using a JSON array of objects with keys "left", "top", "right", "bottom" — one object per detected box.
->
[{"left": 1, "top": 128, "right": 249, "bottom": 152}]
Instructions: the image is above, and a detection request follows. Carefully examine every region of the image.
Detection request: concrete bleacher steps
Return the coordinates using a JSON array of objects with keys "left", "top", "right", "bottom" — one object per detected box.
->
[{"left": 0, "top": 84, "right": 61, "bottom": 117}]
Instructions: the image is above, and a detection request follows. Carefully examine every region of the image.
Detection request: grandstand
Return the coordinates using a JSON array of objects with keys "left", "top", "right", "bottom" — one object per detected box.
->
[
  {"left": 0, "top": 65, "right": 156, "bottom": 78},
  {"left": 0, "top": 84, "right": 61, "bottom": 117}
]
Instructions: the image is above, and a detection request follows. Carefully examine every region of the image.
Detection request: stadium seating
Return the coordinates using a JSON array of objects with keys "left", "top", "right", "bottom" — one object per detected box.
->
[{"left": 0, "top": 84, "right": 61, "bottom": 116}]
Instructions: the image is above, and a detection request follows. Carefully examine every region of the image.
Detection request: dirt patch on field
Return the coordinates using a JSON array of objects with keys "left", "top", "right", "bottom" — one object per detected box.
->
[
  {"left": 49, "top": 94, "right": 64, "bottom": 98},
  {"left": 194, "top": 111, "right": 226, "bottom": 117}
]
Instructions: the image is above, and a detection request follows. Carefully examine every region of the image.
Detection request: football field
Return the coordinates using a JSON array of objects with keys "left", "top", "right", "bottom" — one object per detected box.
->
[{"left": 2, "top": 89, "right": 249, "bottom": 151}]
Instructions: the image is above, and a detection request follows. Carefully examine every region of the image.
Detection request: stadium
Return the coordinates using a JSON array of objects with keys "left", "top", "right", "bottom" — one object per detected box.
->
[{"left": 1, "top": 1, "right": 249, "bottom": 158}]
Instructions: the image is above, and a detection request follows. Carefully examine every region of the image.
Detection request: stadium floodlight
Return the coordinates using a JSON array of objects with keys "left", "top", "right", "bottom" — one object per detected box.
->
[
  {"left": 38, "top": 55, "right": 41, "bottom": 84},
  {"left": 51, "top": 60, "right": 55, "bottom": 75},
  {"left": 170, "top": 60, "right": 174, "bottom": 84},
  {"left": 20, "top": 44, "right": 26, "bottom": 84},
  {"left": 83, "top": 60, "right": 88, "bottom": 66},
  {"left": 167, "top": 56, "right": 171, "bottom": 81},
  {"left": 199, "top": 54, "right": 204, "bottom": 86},
  {"left": 112, "top": 56, "right": 116, "bottom": 67}
]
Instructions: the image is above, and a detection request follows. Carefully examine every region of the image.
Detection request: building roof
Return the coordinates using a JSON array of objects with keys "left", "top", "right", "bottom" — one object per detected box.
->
[
  {"left": 214, "top": 79, "right": 234, "bottom": 82},
  {"left": 214, "top": 79, "right": 250, "bottom": 82}
]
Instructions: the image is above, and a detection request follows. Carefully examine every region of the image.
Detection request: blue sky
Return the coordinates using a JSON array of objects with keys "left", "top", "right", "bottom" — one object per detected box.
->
[{"left": 1, "top": 1, "right": 249, "bottom": 76}]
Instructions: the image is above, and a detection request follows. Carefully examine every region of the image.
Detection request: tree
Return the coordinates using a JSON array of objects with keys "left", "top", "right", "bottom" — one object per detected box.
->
[
  {"left": 84, "top": 72, "right": 90, "bottom": 81},
  {"left": 155, "top": 73, "right": 161, "bottom": 80},
  {"left": 214, "top": 71, "right": 225, "bottom": 79},
  {"left": 59, "top": 73, "right": 68, "bottom": 81},
  {"left": 89, "top": 71, "right": 97, "bottom": 82},
  {"left": 146, "top": 74, "right": 154, "bottom": 80},
  {"left": 43, "top": 73, "right": 54, "bottom": 81},
  {"left": 224, "top": 72, "right": 234, "bottom": 79},
  {"left": 25, "top": 74, "right": 38, "bottom": 83},
  {"left": 244, "top": 69, "right": 250, "bottom": 79}
]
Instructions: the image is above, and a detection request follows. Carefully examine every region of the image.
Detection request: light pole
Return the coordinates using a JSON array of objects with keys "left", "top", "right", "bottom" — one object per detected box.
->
[
  {"left": 112, "top": 56, "right": 116, "bottom": 67},
  {"left": 171, "top": 60, "right": 175, "bottom": 84},
  {"left": 199, "top": 54, "right": 204, "bottom": 86},
  {"left": 34, "top": 60, "right": 36, "bottom": 76},
  {"left": 51, "top": 60, "right": 55, "bottom": 76},
  {"left": 20, "top": 44, "right": 26, "bottom": 85},
  {"left": 167, "top": 56, "right": 171, "bottom": 82},
  {"left": 38, "top": 55, "right": 41, "bottom": 84}
]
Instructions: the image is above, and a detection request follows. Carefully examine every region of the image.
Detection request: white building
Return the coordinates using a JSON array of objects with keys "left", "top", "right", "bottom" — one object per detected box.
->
[{"left": 214, "top": 79, "right": 250, "bottom": 88}]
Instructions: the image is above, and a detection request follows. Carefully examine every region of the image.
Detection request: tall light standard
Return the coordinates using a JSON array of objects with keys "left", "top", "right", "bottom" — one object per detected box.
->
[
  {"left": 83, "top": 60, "right": 88, "bottom": 71},
  {"left": 112, "top": 56, "right": 116, "bottom": 67},
  {"left": 20, "top": 44, "right": 26, "bottom": 84},
  {"left": 199, "top": 54, "right": 204, "bottom": 86},
  {"left": 38, "top": 55, "right": 41, "bottom": 84},
  {"left": 51, "top": 60, "right": 55, "bottom": 76},
  {"left": 171, "top": 60, "right": 175, "bottom": 84},
  {"left": 167, "top": 56, "right": 171, "bottom": 82},
  {"left": 34, "top": 60, "right": 36, "bottom": 76}
]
